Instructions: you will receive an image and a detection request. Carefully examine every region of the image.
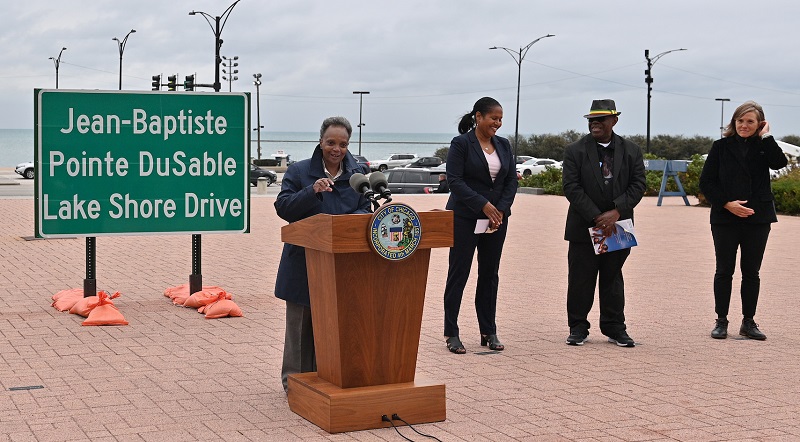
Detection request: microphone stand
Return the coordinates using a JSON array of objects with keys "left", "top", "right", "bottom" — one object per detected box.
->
[{"left": 365, "top": 191, "right": 392, "bottom": 212}]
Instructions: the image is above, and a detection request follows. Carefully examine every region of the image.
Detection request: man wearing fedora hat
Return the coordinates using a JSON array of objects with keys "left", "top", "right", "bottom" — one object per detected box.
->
[{"left": 562, "top": 99, "right": 646, "bottom": 347}]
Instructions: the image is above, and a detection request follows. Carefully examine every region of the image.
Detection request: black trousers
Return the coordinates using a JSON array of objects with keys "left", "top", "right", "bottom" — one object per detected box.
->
[
  {"left": 566, "top": 241, "right": 630, "bottom": 335},
  {"left": 443, "top": 215, "right": 508, "bottom": 337},
  {"left": 711, "top": 223, "right": 771, "bottom": 318}
]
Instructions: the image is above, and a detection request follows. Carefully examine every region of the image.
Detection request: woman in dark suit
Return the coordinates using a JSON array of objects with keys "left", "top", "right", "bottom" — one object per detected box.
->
[
  {"left": 699, "top": 100, "right": 787, "bottom": 340},
  {"left": 443, "top": 97, "right": 518, "bottom": 354}
]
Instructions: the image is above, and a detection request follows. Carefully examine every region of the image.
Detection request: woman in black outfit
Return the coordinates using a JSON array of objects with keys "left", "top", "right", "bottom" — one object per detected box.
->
[
  {"left": 443, "top": 97, "right": 518, "bottom": 354},
  {"left": 699, "top": 100, "right": 787, "bottom": 340}
]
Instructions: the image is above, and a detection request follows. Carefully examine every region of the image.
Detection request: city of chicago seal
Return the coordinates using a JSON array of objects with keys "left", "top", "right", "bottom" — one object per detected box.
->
[{"left": 369, "top": 203, "right": 422, "bottom": 261}]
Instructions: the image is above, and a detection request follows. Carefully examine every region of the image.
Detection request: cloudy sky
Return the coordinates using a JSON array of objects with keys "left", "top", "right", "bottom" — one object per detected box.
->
[{"left": 3, "top": 0, "right": 800, "bottom": 139}]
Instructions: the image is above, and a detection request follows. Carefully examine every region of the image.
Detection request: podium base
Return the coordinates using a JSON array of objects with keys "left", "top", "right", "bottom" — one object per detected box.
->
[{"left": 287, "top": 373, "right": 446, "bottom": 433}]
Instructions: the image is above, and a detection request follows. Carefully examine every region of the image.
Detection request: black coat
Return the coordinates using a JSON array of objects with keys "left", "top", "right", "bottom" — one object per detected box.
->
[
  {"left": 445, "top": 130, "right": 517, "bottom": 219},
  {"left": 273, "top": 147, "right": 371, "bottom": 306},
  {"left": 562, "top": 133, "right": 646, "bottom": 243},
  {"left": 699, "top": 134, "right": 787, "bottom": 224}
]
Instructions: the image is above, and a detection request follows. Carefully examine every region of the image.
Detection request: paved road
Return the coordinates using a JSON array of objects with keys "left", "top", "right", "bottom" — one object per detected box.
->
[{"left": 1, "top": 192, "right": 799, "bottom": 441}]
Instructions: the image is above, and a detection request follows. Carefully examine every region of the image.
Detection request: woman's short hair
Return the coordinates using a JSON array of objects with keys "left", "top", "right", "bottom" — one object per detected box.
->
[
  {"left": 723, "top": 100, "right": 765, "bottom": 138},
  {"left": 457, "top": 97, "right": 502, "bottom": 134},
  {"left": 319, "top": 116, "right": 353, "bottom": 139}
]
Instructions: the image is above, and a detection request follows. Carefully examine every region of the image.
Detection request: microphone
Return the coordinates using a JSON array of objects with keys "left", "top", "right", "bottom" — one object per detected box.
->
[
  {"left": 369, "top": 171, "right": 391, "bottom": 198},
  {"left": 349, "top": 173, "right": 372, "bottom": 195}
]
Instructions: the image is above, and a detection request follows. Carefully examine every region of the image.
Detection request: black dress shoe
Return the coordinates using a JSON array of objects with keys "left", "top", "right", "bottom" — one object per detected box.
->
[
  {"left": 711, "top": 318, "right": 728, "bottom": 339},
  {"left": 446, "top": 336, "right": 466, "bottom": 354},
  {"left": 740, "top": 318, "right": 766, "bottom": 340},
  {"left": 480, "top": 334, "right": 504, "bottom": 351}
]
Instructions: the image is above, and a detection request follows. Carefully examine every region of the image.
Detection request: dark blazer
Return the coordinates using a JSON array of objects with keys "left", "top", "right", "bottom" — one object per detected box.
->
[
  {"left": 562, "top": 133, "right": 646, "bottom": 243},
  {"left": 445, "top": 130, "right": 518, "bottom": 219},
  {"left": 699, "top": 134, "right": 787, "bottom": 224},
  {"left": 274, "top": 147, "right": 371, "bottom": 306}
]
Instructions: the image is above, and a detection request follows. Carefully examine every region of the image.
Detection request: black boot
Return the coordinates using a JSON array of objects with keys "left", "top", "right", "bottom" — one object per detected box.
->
[
  {"left": 711, "top": 318, "right": 728, "bottom": 339},
  {"left": 739, "top": 318, "right": 766, "bottom": 340}
]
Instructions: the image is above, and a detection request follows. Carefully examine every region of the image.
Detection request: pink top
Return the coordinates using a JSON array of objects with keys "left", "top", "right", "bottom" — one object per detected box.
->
[{"left": 483, "top": 150, "right": 501, "bottom": 182}]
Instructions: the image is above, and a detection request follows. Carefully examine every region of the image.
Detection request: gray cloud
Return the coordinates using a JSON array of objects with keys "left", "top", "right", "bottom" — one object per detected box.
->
[{"left": 3, "top": 0, "right": 800, "bottom": 138}]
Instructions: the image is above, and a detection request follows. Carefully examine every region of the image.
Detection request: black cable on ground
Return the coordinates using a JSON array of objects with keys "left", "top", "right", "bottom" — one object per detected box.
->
[
  {"left": 391, "top": 414, "right": 443, "bottom": 442},
  {"left": 382, "top": 415, "right": 414, "bottom": 441}
]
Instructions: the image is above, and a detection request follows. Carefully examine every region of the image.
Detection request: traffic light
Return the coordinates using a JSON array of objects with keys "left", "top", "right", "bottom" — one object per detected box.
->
[
  {"left": 184, "top": 74, "right": 195, "bottom": 91},
  {"left": 167, "top": 75, "right": 177, "bottom": 91},
  {"left": 151, "top": 74, "right": 161, "bottom": 91}
]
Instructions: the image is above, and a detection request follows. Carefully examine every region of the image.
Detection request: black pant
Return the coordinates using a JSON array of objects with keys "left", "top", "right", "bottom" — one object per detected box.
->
[
  {"left": 711, "top": 223, "right": 771, "bottom": 318},
  {"left": 443, "top": 215, "right": 508, "bottom": 337},
  {"left": 566, "top": 241, "right": 630, "bottom": 335}
]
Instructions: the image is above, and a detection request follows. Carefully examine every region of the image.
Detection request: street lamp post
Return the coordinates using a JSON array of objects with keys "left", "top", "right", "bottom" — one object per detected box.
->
[
  {"left": 188, "top": 0, "right": 240, "bottom": 296},
  {"left": 222, "top": 55, "right": 239, "bottom": 92},
  {"left": 189, "top": 0, "right": 241, "bottom": 93},
  {"left": 253, "top": 73, "right": 263, "bottom": 160},
  {"left": 112, "top": 29, "right": 136, "bottom": 90},
  {"left": 715, "top": 98, "right": 730, "bottom": 138},
  {"left": 352, "top": 91, "right": 370, "bottom": 156},
  {"left": 490, "top": 34, "right": 555, "bottom": 164},
  {"left": 645, "top": 48, "right": 687, "bottom": 153},
  {"left": 49, "top": 47, "right": 67, "bottom": 89}
]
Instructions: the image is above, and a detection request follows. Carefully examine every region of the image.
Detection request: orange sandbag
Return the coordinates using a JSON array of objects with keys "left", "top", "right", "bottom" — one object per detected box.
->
[
  {"left": 204, "top": 292, "right": 242, "bottom": 319},
  {"left": 183, "top": 289, "right": 229, "bottom": 309},
  {"left": 69, "top": 291, "right": 120, "bottom": 317},
  {"left": 82, "top": 291, "right": 128, "bottom": 326},
  {"left": 163, "top": 283, "right": 224, "bottom": 304},
  {"left": 52, "top": 288, "right": 84, "bottom": 312}
]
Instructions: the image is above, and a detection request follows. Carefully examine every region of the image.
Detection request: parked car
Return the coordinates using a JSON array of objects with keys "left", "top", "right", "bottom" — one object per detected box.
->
[
  {"left": 403, "top": 156, "right": 442, "bottom": 168},
  {"left": 384, "top": 168, "right": 444, "bottom": 194},
  {"left": 516, "top": 158, "right": 562, "bottom": 176},
  {"left": 15, "top": 162, "right": 34, "bottom": 179},
  {"left": 250, "top": 163, "right": 277, "bottom": 186},
  {"left": 352, "top": 154, "right": 370, "bottom": 172},
  {"left": 515, "top": 155, "right": 534, "bottom": 164},
  {"left": 370, "top": 153, "right": 417, "bottom": 172}
]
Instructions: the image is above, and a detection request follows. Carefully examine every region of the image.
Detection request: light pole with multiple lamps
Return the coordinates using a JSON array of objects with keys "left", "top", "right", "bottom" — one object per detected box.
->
[
  {"left": 222, "top": 55, "right": 239, "bottom": 92},
  {"left": 112, "top": 29, "right": 136, "bottom": 90},
  {"left": 715, "top": 98, "right": 730, "bottom": 138},
  {"left": 490, "top": 34, "right": 554, "bottom": 163},
  {"left": 49, "top": 47, "right": 67, "bottom": 89},
  {"left": 189, "top": 0, "right": 241, "bottom": 92},
  {"left": 253, "top": 73, "right": 264, "bottom": 160},
  {"left": 644, "top": 48, "right": 687, "bottom": 153},
  {"left": 188, "top": 0, "right": 241, "bottom": 296},
  {"left": 352, "top": 91, "right": 370, "bottom": 156}
]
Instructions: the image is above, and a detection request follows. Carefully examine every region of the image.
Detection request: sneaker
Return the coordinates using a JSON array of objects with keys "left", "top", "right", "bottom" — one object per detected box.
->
[
  {"left": 566, "top": 329, "right": 589, "bottom": 346},
  {"left": 739, "top": 318, "right": 766, "bottom": 340},
  {"left": 607, "top": 330, "right": 635, "bottom": 347},
  {"left": 711, "top": 318, "right": 729, "bottom": 339}
]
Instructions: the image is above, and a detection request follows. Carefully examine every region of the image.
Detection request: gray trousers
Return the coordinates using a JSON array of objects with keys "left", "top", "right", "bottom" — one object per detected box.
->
[{"left": 281, "top": 301, "right": 316, "bottom": 393}]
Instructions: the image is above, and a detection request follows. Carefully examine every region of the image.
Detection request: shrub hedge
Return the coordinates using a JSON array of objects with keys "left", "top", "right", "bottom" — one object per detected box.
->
[{"left": 518, "top": 154, "right": 800, "bottom": 216}]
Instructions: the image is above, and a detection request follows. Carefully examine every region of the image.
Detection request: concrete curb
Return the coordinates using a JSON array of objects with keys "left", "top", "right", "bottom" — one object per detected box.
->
[{"left": 517, "top": 187, "right": 545, "bottom": 195}]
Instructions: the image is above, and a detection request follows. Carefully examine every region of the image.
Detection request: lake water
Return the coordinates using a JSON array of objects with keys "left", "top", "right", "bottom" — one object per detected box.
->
[{"left": 0, "top": 129, "right": 453, "bottom": 167}]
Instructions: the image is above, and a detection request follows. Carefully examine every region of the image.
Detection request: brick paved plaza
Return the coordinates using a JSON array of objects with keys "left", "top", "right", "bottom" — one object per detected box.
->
[{"left": 1, "top": 192, "right": 799, "bottom": 441}]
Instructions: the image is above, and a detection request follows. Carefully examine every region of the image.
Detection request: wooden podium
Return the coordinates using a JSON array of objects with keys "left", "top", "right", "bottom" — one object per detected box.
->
[{"left": 281, "top": 210, "right": 453, "bottom": 433}]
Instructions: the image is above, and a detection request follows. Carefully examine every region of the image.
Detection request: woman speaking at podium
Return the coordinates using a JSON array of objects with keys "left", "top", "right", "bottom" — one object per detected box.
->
[
  {"left": 443, "top": 97, "right": 518, "bottom": 354},
  {"left": 274, "top": 116, "right": 371, "bottom": 393}
]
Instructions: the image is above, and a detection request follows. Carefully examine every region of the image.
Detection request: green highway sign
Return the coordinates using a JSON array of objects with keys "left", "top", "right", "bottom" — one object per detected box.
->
[{"left": 34, "top": 89, "right": 250, "bottom": 238}]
